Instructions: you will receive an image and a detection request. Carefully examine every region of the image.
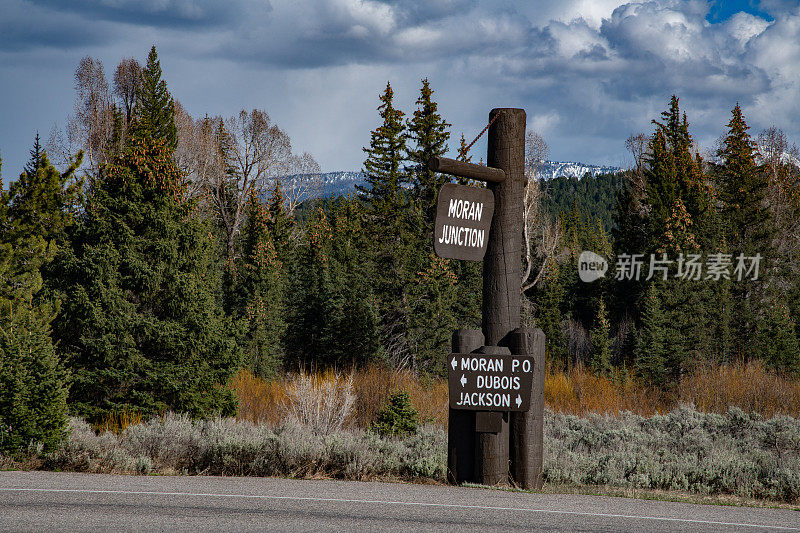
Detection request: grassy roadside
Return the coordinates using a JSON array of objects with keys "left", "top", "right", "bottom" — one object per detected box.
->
[{"left": 2, "top": 404, "right": 798, "bottom": 508}]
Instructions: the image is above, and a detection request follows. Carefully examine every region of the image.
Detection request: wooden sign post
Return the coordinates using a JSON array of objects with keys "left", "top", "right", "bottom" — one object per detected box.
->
[{"left": 431, "top": 108, "right": 545, "bottom": 490}]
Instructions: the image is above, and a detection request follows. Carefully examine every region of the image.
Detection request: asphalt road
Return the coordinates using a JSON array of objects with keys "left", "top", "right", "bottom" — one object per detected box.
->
[{"left": 1, "top": 471, "right": 798, "bottom": 532}]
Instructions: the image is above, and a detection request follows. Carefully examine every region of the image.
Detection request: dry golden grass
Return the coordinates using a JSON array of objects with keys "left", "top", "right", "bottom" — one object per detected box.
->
[
  {"left": 231, "top": 360, "right": 800, "bottom": 428},
  {"left": 544, "top": 364, "right": 664, "bottom": 416},
  {"left": 231, "top": 365, "right": 449, "bottom": 428},
  {"left": 229, "top": 368, "right": 289, "bottom": 426},
  {"left": 351, "top": 365, "right": 449, "bottom": 428},
  {"left": 678, "top": 360, "right": 800, "bottom": 418},
  {"left": 93, "top": 406, "right": 143, "bottom": 434}
]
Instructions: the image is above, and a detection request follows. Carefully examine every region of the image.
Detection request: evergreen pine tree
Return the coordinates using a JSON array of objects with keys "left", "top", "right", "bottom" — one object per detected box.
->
[
  {"left": 7, "top": 143, "right": 82, "bottom": 245},
  {"left": 406, "top": 78, "right": 450, "bottom": 230},
  {"left": 325, "top": 197, "right": 380, "bottom": 366},
  {"left": 52, "top": 136, "right": 240, "bottom": 421},
  {"left": 716, "top": 105, "right": 773, "bottom": 363},
  {"left": 635, "top": 284, "right": 668, "bottom": 387},
  {"left": 357, "top": 82, "right": 408, "bottom": 220},
  {"left": 407, "top": 254, "right": 458, "bottom": 373},
  {"left": 0, "top": 149, "right": 71, "bottom": 453},
  {"left": 357, "top": 82, "right": 416, "bottom": 363},
  {"left": 232, "top": 190, "right": 286, "bottom": 378},
  {"left": 717, "top": 104, "right": 771, "bottom": 254},
  {"left": 535, "top": 266, "right": 567, "bottom": 367},
  {"left": 265, "top": 182, "right": 295, "bottom": 264},
  {"left": 589, "top": 298, "right": 613, "bottom": 377},
  {"left": 286, "top": 203, "right": 380, "bottom": 368},
  {"left": 645, "top": 96, "right": 712, "bottom": 251},
  {"left": 759, "top": 303, "right": 800, "bottom": 375},
  {"left": 23, "top": 133, "right": 43, "bottom": 177},
  {"left": 132, "top": 46, "right": 177, "bottom": 150},
  {"left": 0, "top": 295, "right": 69, "bottom": 454}
]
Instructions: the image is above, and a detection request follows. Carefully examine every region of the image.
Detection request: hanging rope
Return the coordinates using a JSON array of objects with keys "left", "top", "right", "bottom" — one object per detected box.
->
[{"left": 458, "top": 112, "right": 501, "bottom": 161}]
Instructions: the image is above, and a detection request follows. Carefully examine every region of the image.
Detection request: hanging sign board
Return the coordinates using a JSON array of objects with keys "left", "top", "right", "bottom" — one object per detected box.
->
[
  {"left": 447, "top": 353, "right": 534, "bottom": 412},
  {"left": 433, "top": 183, "right": 494, "bottom": 262}
]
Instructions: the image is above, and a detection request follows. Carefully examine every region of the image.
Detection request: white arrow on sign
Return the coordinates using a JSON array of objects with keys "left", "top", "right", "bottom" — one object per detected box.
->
[
  {"left": 515, "top": 394, "right": 522, "bottom": 408},
  {"left": 451, "top": 357, "right": 458, "bottom": 370},
  {"left": 460, "top": 374, "right": 467, "bottom": 387}
]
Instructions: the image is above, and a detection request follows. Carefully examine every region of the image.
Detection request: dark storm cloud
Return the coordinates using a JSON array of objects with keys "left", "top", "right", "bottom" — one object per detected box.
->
[
  {"left": 372, "top": 0, "right": 477, "bottom": 26},
  {"left": 0, "top": 1, "right": 110, "bottom": 51},
  {"left": 27, "top": 0, "right": 247, "bottom": 29}
]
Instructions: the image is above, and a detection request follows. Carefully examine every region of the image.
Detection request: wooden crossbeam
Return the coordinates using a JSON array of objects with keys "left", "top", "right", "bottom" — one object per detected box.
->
[{"left": 428, "top": 156, "right": 506, "bottom": 183}]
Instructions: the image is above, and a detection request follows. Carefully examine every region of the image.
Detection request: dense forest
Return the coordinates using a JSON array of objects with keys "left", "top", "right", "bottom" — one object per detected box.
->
[
  {"left": 541, "top": 172, "right": 625, "bottom": 232},
  {"left": 2, "top": 46, "right": 799, "bottom": 453}
]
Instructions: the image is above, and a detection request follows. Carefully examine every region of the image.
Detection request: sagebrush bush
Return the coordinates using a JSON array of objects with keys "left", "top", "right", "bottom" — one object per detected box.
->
[
  {"left": 543, "top": 405, "right": 800, "bottom": 502},
  {"left": 280, "top": 369, "right": 355, "bottom": 435},
  {"left": 35, "top": 405, "right": 800, "bottom": 503},
  {"left": 43, "top": 414, "right": 446, "bottom": 481}
]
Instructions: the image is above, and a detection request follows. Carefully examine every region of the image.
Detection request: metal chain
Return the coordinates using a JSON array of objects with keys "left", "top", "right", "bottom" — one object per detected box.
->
[{"left": 459, "top": 112, "right": 501, "bottom": 161}]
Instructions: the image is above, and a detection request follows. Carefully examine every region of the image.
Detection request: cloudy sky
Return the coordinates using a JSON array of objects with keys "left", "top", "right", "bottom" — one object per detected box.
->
[{"left": 1, "top": 0, "right": 799, "bottom": 184}]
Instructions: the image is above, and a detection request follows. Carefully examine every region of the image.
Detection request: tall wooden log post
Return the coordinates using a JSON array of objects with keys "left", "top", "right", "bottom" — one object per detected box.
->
[
  {"left": 448, "top": 329, "right": 483, "bottom": 484},
  {"left": 507, "top": 327, "right": 546, "bottom": 489},
  {"left": 478, "top": 108, "right": 526, "bottom": 485}
]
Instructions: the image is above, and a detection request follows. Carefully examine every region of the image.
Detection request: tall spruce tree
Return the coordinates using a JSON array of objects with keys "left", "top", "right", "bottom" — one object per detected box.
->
[
  {"left": 635, "top": 283, "right": 668, "bottom": 387},
  {"left": 406, "top": 78, "right": 450, "bottom": 230},
  {"left": 23, "top": 133, "right": 43, "bottom": 177},
  {"left": 53, "top": 136, "right": 240, "bottom": 421},
  {"left": 358, "top": 82, "right": 408, "bottom": 220},
  {"left": 715, "top": 104, "right": 772, "bottom": 362},
  {"left": 231, "top": 190, "right": 286, "bottom": 378},
  {"left": 132, "top": 46, "right": 177, "bottom": 150},
  {"left": 758, "top": 303, "right": 800, "bottom": 375},
  {"left": 589, "top": 298, "right": 613, "bottom": 377},
  {"left": 0, "top": 145, "right": 73, "bottom": 453},
  {"left": 286, "top": 203, "right": 380, "bottom": 368},
  {"left": 357, "top": 82, "right": 417, "bottom": 363},
  {"left": 645, "top": 96, "right": 712, "bottom": 251},
  {"left": 0, "top": 236, "right": 69, "bottom": 453},
  {"left": 7, "top": 147, "right": 82, "bottom": 246},
  {"left": 717, "top": 104, "right": 771, "bottom": 254}
]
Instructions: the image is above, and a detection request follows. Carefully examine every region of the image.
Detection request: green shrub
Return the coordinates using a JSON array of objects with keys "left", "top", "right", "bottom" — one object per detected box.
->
[{"left": 371, "top": 391, "right": 419, "bottom": 437}]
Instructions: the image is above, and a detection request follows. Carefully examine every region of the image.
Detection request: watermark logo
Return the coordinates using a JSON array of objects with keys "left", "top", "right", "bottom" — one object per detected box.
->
[
  {"left": 578, "top": 251, "right": 608, "bottom": 283},
  {"left": 578, "top": 251, "right": 762, "bottom": 283}
]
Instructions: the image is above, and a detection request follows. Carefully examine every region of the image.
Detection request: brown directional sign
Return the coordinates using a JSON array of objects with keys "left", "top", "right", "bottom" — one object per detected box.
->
[
  {"left": 448, "top": 353, "right": 533, "bottom": 412},
  {"left": 434, "top": 183, "right": 494, "bottom": 262}
]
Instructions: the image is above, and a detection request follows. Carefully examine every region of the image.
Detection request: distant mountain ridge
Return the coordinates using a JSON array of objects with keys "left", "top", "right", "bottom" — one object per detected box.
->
[
  {"left": 308, "top": 161, "right": 622, "bottom": 198},
  {"left": 537, "top": 161, "right": 621, "bottom": 181}
]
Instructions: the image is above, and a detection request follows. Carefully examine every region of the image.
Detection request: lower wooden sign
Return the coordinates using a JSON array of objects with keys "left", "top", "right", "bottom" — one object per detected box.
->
[{"left": 448, "top": 352, "right": 533, "bottom": 411}]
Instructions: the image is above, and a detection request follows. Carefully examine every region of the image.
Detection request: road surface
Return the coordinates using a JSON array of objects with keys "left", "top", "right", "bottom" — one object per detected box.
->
[{"left": 1, "top": 471, "right": 798, "bottom": 532}]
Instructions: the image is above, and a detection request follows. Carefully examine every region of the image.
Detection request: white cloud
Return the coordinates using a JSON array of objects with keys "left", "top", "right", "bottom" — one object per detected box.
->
[{"left": 1, "top": 0, "right": 800, "bottom": 177}]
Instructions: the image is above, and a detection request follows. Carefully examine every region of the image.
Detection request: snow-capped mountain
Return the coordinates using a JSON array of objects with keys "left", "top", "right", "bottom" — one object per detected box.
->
[
  {"left": 316, "top": 171, "right": 364, "bottom": 197},
  {"left": 536, "top": 161, "right": 620, "bottom": 180},
  {"left": 310, "top": 161, "right": 621, "bottom": 198}
]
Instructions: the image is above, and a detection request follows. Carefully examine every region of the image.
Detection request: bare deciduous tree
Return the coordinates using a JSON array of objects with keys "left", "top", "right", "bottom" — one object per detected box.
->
[
  {"left": 758, "top": 127, "right": 800, "bottom": 260},
  {"left": 173, "top": 101, "right": 227, "bottom": 201},
  {"left": 197, "top": 109, "right": 320, "bottom": 264},
  {"left": 113, "top": 57, "right": 142, "bottom": 127},
  {"left": 625, "top": 132, "right": 647, "bottom": 175},
  {"left": 45, "top": 121, "right": 82, "bottom": 171},
  {"left": 281, "top": 151, "right": 321, "bottom": 215},
  {"left": 623, "top": 132, "right": 650, "bottom": 216},
  {"left": 521, "top": 130, "right": 562, "bottom": 292},
  {"left": 72, "top": 56, "right": 115, "bottom": 175}
]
